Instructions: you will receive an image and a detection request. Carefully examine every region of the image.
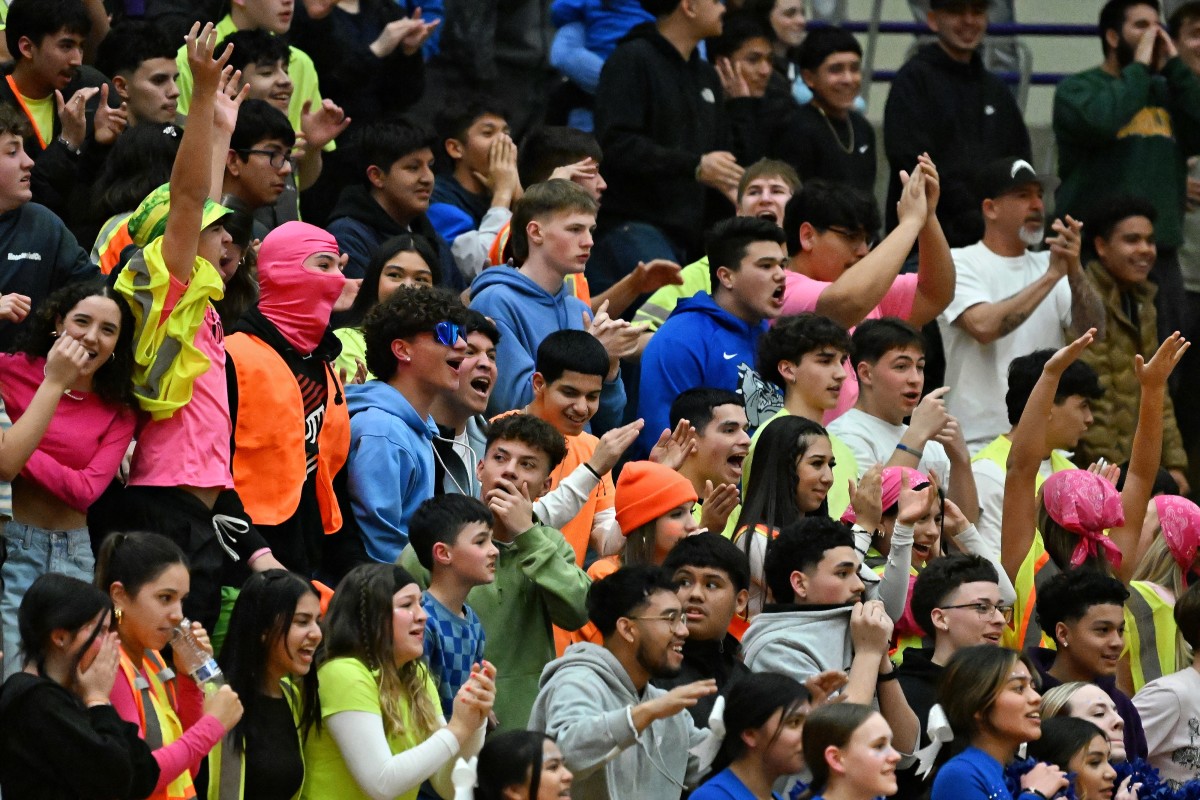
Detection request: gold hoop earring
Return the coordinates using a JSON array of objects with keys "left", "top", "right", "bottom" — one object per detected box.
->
[{"left": 113, "top": 607, "right": 124, "bottom": 625}]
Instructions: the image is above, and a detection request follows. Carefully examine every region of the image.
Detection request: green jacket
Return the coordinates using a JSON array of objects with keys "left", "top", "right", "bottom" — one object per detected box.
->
[
  {"left": 1076, "top": 260, "right": 1187, "bottom": 471},
  {"left": 207, "top": 681, "right": 303, "bottom": 800},
  {"left": 1054, "top": 59, "right": 1200, "bottom": 249},
  {"left": 399, "top": 523, "right": 590, "bottom": 731}
]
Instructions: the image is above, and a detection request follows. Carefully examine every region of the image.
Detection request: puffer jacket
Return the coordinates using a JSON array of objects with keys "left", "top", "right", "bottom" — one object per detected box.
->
[{"left": 1076, "top": 260, "right": 1187, "bottom": 471}]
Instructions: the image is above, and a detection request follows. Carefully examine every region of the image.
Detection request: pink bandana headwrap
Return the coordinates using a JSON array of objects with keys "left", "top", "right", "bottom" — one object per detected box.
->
[
  {"left": 257, "top": 221, "right": 346, "bottom": 354},
  {"left": 1041, "top": 470, "right": 1125, "bottom": 568},
  {"left": 840, "top": 467, "right": 930, "bottom": 525},
  {"left": 1155, "top": 495, "right": 1200, "bottom": 585}
]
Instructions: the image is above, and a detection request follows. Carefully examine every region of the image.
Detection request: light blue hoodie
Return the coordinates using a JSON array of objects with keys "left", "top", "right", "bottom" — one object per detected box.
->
[
  {"left": 469, "top": 266, "right": 625, "bottom": 432},
  {"left": 345, "top": 380, "right": 438, "bottom": 563}
]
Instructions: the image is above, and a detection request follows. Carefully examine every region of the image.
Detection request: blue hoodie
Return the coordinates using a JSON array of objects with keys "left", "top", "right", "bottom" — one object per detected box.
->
[
  {"left": 635, "top": 292, "right": 782, "bottom": 457},
  {"left": 469, "top": 266, "right": 625, "bottom": 432},
  {"left": 345, "top": 380, "right": 438, "bottom": 563}
]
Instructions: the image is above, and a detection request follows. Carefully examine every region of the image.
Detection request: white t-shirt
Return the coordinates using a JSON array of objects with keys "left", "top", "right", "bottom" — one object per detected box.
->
[
  {"left": 827, "top": 408, "right": 951, "bottom": 484},
  {"left": 1134, "top": 665, "right": 1200, "bottom": 787},
  {"left": 937, "top": 243, "right": 1072, "bottom": 454},
  {"left": 972, "top": 453, "right": 1062, "bottom": 561}
]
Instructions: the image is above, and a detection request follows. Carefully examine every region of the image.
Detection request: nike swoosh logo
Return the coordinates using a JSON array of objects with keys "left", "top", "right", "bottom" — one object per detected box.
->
[{"left": 723, "top": 352, "right": 737, "bottom": 360}]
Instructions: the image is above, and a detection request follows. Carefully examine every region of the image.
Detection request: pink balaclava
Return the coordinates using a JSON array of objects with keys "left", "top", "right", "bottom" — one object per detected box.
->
[{"left": 256, "top": 221, "right": 346, "bottom": 354}]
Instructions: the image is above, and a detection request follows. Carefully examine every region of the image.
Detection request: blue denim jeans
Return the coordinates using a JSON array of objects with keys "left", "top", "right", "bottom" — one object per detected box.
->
[{"left": 1, "top": 521, "right": 93, "bottom": 678}]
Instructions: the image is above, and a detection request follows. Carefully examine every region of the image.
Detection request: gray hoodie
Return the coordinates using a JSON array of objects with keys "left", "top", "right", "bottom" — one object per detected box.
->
[
  {"left": 740, "top": 605, "right": 855, "bottom": 679},
  {"left": 528, "top": 643, "right": 711, "bottom": 800}
]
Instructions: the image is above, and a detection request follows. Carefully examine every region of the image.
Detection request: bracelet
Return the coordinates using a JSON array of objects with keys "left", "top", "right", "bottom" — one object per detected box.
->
[
  {"left": 1024, "top": 790, "right": 1051, "bottom": 800},
  {"left": 876, "top": 670, "right": 899, "bottom": 683},
  {"left": 583, "top": 463, "right": 601, "bottom": 480},
  {"left": 895, "top": 442, "right": 923, "bottom": 459},
  {"left": 56, "top": 136, "right": 82, "bottom": 156}
]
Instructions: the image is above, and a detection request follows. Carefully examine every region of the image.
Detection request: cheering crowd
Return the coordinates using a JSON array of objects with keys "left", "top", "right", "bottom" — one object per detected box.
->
[{"left": 0, "top": 0, "right": 1199, "bottom": 799}]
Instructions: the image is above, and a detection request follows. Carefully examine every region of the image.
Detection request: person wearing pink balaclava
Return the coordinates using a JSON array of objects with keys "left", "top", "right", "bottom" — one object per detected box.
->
[{"left": 225, "top": 220, "right": 354, "bottom": 577}]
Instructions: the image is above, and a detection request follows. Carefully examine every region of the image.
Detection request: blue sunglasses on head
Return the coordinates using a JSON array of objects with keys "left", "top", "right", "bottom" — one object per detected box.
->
[{"left": 434, "top": 321, "right": 462, "bottom": 347}]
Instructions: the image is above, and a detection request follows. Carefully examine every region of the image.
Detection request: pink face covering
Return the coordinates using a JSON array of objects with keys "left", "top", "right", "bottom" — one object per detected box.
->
[
  {"left": 257, "top": 221, "right": 346, "bottom": 354},
  {"left": 1155, "top": 494, "right": 1200, "bottom": 584},
  {"left": 1041, "top": 470, "right": 1125, "bottom": 568}
]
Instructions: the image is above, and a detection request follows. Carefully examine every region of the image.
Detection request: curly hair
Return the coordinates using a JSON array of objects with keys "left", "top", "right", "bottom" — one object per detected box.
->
[
  {"left": 323, "top": 564, "right": 440, "bottom": 739},
  {"left": 361, "top": 285, "right": 467, "bottom": 381},
  {"left": 756, "top": 313, "right": 851, "bottom": 390},
  {"left": 14, "top": 280, "right": 136, "bottom": 407}
]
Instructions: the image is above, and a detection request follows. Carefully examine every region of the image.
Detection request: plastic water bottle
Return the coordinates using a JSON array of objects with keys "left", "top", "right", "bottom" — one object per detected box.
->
[{"left": 170, "top": 619, "right": 225, "bottom": 692}]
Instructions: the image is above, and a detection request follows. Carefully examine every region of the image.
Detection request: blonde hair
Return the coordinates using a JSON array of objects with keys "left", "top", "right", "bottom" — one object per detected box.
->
[
  {"left": 1130, "top": 536, "right": 1192, "bottom": 674},
  {"left": 1039, "top": 681, "right": 1089, "bottom": 719}
]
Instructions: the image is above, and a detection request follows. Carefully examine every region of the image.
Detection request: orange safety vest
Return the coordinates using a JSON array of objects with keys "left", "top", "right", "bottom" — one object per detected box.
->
[
  {"left": 225, "top": 333, "right": 350, "bottom": 532},
  {"left": 487, "top": 221, "right": 592, "bottom": 306},
  {"left": 118, "top": 647, "right": 195, "bottom": 800},
  {"left": 97, "top": 219, "right": 135, "bottom": 275}
]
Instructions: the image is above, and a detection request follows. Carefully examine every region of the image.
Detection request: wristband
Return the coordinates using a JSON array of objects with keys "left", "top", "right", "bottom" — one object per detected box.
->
[
  {"left": 876, "top": 670, "right": 899, "bottom": 683},
  {"left": 895, "top": 442, "right": 923, "bottom": 459},
  {"left": 583, "top": 463, "right": 601, "bottom": 480},
  {"left": 1024, "top": 790, "right": 1052, "bottom": 800},
  {"left": 57, "top": 136, "right": 82, "bottom": 156}
]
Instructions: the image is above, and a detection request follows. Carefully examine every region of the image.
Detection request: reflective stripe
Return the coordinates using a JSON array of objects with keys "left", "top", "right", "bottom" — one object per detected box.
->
[{"left": 1125, "top": 581, "right": 1176, "bottom": 693}]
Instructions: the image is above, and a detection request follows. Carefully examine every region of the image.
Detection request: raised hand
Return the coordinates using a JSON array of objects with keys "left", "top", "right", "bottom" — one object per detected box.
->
[
  {"left": 1044, "top": 328, "right": 1096, "bottom": 376},
  {"left": 213, "top": 67, "right": 248, "bottom": 135},
  {"left": 203, "top": 685, "right": 244, "bottom": 731},
  {"left": 908, "top": 386, "right": 950, "bottom": 443},
  {"left": 550, "top": 157, "right": 600, "bottom": 186},
  {"left": 632, "top": 259, "right": 684, "bottom": 293},
  {"left": 1045, "top": 215, "right": 1083, "bottom": 279},
  {"left": 849, "top": 463, "right": 883, "bottom": 533},
  {"left": 93, "top": 84, "right": 129, "bottom": 147},
  {"left": 804, "top": 670, "right": 849, "bottom": 707},
  {"left": 1135, "top": 330, "right": 1189, "bottom": 390},
  {"left": 648, "top": 418, "right": 697, "bottom": 470},
  {"left": 589, "top": 419, "right": 644, "bottom": 475},
  {"left": 585, "top": 300, "right": 642, "bottom": 361},
  {"left": 915, "top": 153, "right": 940, "bottom": 214},
  {"left": 301, "top": 99, "right": 350, "bottom": 150},
  {"left": 55, "top": 87, "right": 99, "bottom": 150},
  {"left": 716, "top": 57, "right": 753, "bottom": 98},
  {"left": 896, "top": 468, "right": 936, "bottom": 527},
  {"left": 895, "top": 164, "right": 928, "bottom": 228},
  {"left": 185, "top": 22, "right": 234, "bottom": 95},
  {"left": 697, "top": 151, "right": 743, "bottom": 196},
  {"left": 699, "top": 481, "right": 739, "bottom": 534},
  {"left": 647, "top": 679, "right": 718, "bottom": 721}
]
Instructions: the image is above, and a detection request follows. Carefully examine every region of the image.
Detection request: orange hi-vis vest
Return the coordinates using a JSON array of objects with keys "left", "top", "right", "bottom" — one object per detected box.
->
[
  {"left": 225, "top": 333, "right": 350, "bottom": 532},
  {"left": 119, "top": 647, "right": 195, "bottom": 800}
]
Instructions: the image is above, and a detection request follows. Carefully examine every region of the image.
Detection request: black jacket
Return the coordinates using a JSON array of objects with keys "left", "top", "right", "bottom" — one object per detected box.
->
[
  {"left": 894, "top": 647, "right": 944, "bottom": 800},
  {"left": 652, "top": 632, "right": 749, "bottom": 727},
  {"left": 594, "top": 24, "right": 763, "bottom": 257},
  {"left": 883, "top": 43, "right": 1031, "bottom": 247},
  {"left": 0, "top": 673, "right": 159, "bottom": 800}
]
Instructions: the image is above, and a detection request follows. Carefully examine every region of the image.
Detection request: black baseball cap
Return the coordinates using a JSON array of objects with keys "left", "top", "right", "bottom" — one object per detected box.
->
[{"left": 974, "top": 157, "right": 1057, "bottom": 202}]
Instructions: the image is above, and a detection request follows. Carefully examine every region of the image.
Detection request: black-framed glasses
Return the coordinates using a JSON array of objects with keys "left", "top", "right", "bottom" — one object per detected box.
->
[
  {"left": 825, "top": 226, "right": 873, "bottom": 250},
  {"left": 239, "top": 148, "right": 293, "bottom": 169},
  {"left": 939, "top": 601, "right": 1014, "bottom": 624},
  {"left": 434, "top": 321, "right": 463, "bottom": 347},
  {"left": 626, "top": 610, "right": 687, "bottom": 629}
]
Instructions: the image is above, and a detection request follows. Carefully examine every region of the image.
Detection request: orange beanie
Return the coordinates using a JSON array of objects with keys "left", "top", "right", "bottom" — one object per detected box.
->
[{"left": 615, "top": 461, "right": 699, "bottom": 535}]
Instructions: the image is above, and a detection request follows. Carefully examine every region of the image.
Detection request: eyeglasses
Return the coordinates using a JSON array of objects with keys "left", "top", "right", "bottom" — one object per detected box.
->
[
  {"left": 433, "top": 321, "right": 462, "bottom": 347},
  {"left": 239, "top": 148, "right": 293, "bottom": 169},
  {"left": 626, "top": 611, "right": 687, "bottom": 629},
  {"left": 825, "top": 226, "right": 873, "bottom": 250},
  {"left": 939, "top": 601, "right": 1015, "bottom": 624}
]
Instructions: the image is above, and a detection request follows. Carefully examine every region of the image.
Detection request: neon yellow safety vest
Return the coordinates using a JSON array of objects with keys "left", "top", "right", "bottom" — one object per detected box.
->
[{"left": 1124, "top": 581, "right": 1179, "bottom": 694}]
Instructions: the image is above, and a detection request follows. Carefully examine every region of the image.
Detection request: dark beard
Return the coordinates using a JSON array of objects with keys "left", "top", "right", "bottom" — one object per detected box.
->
[{"left": 1114, "top": 36, "right": 1136, "bottom": 68}]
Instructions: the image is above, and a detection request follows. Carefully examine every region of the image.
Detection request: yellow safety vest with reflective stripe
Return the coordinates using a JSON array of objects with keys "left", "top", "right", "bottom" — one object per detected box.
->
[
  {"left": 1124, "top": 581, "right": 1179, "bottom": 694},
  {"left": 972, "top": 437, "right": 1073, "bottom": 651},
  {"left": 207, "top": 681, "right": 304, "bottom": 800},
  {"left": 118, "top": 648, "right": 194, "bottom": 800}
]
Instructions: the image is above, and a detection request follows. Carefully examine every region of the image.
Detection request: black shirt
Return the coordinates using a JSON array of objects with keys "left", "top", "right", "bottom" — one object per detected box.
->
[
  {"left": 771, "top": 103, "right": 877, "bottom": 195},
  {"left": 242, "top": 694, "right": 305, "bottom": 800}
]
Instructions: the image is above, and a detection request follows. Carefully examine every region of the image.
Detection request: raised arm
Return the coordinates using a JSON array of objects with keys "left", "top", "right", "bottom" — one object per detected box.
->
[
  {"left": 1109, "top": 332, "right": 1190, "bottom": 581},
  {"left": 815, "top": 167, "right": 926, "bottom": 328},
  {"left": 1000, "top": 330, "right": 1096, "bottom": 581},
  {"left": 907, "top": 155, "right": 955, "bottom": 327},
  {"left": 163, "top": 24, "right": 233, "bottom": 284}
]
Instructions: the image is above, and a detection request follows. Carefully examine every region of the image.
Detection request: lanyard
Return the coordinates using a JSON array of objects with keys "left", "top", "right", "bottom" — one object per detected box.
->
[{"left": 5, "top": 75, "right": 47, "bottom": 150}]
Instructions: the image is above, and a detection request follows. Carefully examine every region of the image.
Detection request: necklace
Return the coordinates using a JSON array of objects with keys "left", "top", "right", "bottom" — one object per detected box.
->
[
  {"left": 43, "top": 364, "right": 85, "bottom": 400},
  {"left": 816, "top": 105, "right": 854, "bottom": 155}
]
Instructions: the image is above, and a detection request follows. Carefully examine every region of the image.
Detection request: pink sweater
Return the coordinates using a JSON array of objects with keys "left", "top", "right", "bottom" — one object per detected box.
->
[{"left": 0, "top": 354, "right": 136, "bottom": 513}]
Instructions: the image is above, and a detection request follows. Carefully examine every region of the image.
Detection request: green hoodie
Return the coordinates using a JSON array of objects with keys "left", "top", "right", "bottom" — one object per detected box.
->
[
  {"left": 398, "top": 523, "right": 590, "bottom": 730},
  {"left": 1054, "top": 59, "right": 1200, "bottom": 249}
]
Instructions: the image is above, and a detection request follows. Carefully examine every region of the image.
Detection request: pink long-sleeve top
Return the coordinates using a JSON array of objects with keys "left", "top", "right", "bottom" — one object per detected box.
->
[
  {"left": 110, "top": 656, "right": 225, "bottom": 791},
  {"left": 0, "top": 353, "right": 137, "bottom": 513}
]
